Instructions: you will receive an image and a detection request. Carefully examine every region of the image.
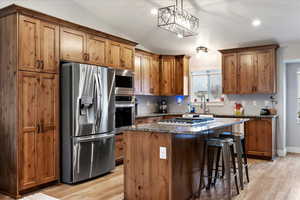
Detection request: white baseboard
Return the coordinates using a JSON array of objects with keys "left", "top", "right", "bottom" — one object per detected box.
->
[
  {"left": 277, "top": 148, "right": 287, "bottom": 157},
  {"left": 287, "top": 146, "right": 300, "bottom": 153}
]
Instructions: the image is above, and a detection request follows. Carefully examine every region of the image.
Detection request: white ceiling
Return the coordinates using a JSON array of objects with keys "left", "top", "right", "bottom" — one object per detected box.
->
[{"left": 2, "top": 0, "right": 300, "bottom": 54}]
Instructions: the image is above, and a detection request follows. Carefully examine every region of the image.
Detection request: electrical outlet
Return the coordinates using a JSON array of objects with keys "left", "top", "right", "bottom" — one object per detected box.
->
[
  {"left": 159, "top": 147, "right": 167, "bottom": 159},
  {"left": 253, "top": 101, "right": 257, "bottom": 106}
]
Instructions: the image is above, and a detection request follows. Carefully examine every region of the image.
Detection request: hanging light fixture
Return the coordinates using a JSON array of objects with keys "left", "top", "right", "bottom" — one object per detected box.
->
[
  {"left": 157, "top": 0, "right": 199, "bottom": 38},
  {"left": 196, "top": 46, "right": 208, "bottom": 53}
]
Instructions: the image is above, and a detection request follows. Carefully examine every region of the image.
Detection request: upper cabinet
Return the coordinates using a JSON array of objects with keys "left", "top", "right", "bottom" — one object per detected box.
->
[
  {"left": 220, "top": 45, "right": 278, "bottom": 94},
  {"left": 19, "top": 15, "right": 59, "bottom": 73},
  {"left": 61, "top": 27, "right": 135, "bottom": 70},
  {"left": 160, "top": 55, "right": 190, "bottom": 96},
  {"left": 134, "top": 50, "right": 159, "bottom": 95}
]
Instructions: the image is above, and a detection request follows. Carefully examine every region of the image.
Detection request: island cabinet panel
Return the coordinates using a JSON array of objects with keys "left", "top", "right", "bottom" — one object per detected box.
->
[
  {"left": 222, "top": 53, "right": 238, "bottom": 94},
  {"left": 60, "top": 27, "right": 86, "bottom": 63},
  {"left": 245, "top": 118, "right": 276, "bottom": 159},
  {"left": 115, "top": 134, "right": 124, "bottom": 164},
  {"left": 124, "top": 131, "right": 203, "bottom": 200},
  {"left": 237, "top": 52, "right": 256, "bottom": 94},
  {"left": 19, "top": 72, "right": 59, "bottom": 190},
  {"left": 86, "top": 34, "right": 108, "bottom": 66},
  {"left": 220, "top": 44, "right": 278, "bottom": 94},
  {"left": 124, "top": 132, "right": 171, "bottom": 200}
]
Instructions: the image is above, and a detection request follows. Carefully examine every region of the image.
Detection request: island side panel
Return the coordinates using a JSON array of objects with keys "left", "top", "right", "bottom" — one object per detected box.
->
[
  {"left": 171, "top": 134, "right": 205, "bottom": 200},
  {"left": 124, "top": 131, "right": 172, "bottom": 200}
]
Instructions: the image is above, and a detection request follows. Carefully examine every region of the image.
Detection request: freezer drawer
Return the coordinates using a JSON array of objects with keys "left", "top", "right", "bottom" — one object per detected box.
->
[{"left": 71, "top": 134, "right": 115, "bottom": 183}]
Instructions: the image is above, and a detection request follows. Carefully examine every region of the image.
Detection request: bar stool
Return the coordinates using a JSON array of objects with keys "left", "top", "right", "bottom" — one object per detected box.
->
[
  {"left": 198, "top": 137, "right": 239, "bottom": 200},
  {"left": 218, "top": 132, "right": 250, "bottom": 190}
]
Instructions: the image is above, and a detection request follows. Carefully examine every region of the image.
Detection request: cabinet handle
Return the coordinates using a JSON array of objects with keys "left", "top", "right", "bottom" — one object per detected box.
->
[
  {"left": 40, "top": 60, "right": 44, "bottom": 70},
  {"left": 37, "top": 124, "right": 40, "bottom": 133},
  {"left": 83, "top": 53, "right": 87, "bottom": 61},
  {"left": 36, "top": 60, "right": 40, "bottom": 69}
]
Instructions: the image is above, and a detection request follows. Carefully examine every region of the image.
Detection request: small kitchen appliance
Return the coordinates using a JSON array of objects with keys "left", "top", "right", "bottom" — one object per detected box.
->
[{"left": 159, "top": 99, "right": 168, "bottom": 113}]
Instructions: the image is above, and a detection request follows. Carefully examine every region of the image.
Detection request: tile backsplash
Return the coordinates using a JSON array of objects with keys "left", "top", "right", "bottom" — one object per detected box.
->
[{"left": 137, "top": 94, "right": 277, "bottom": 116}]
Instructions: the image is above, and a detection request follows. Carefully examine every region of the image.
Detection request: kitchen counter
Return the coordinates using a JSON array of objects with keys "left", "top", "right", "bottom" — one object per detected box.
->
[
  {"left": 135, "top": 112, "right": 278, "bottom": 119},
  {"left": 123, "top": 117, "right": 248, "bottom": 200},
  {"left": 135, "top": 113, "right": 184, "bottom": 119},
  {"left": 123, "top": 118, "right": 248, "bottom": 134}
]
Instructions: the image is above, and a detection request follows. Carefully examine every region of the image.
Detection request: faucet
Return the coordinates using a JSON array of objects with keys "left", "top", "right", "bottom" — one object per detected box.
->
[{"left": 200, "top": 94, "right": 209, "bottom": 114}]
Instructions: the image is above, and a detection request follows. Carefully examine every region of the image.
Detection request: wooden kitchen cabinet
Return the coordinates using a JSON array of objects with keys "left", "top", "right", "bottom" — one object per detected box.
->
[
  {"left": 86, "top": 34, "right": 108, "bottom": 66},
  {"left": 222, "top": 53, "right": 238, "bottom": 94},
  {"left": 121, "top": 44, "right": 135, "bottom": 70},
  {"left": 134, "top": 50, "right": 160, "bottom": 95},
  {"left": 19, "top": 72, "right": 59, "bottom": 190},
  {"left": 19, "top": 15, "right": 59, "bottom": 73},
  {"left": 160, "top": 55, "right": 190, "bottom": 96},
  {"left": 160, "top": 56, "right": 176, "bottom": 96},
  {"left": 220, "top": 44, "right": 278, "bottom": 94},
  {"left": 107, "top": 40, "right": 121, "bottom": 68},
  {"left": 115, "top": 134, "right": 124, "bottom": 164},
  {"left": 237, "top": 51, "right": 257, "bottom": 94},
  {"left": 245, "top": 118, "right": 276, "bottom": 160}
]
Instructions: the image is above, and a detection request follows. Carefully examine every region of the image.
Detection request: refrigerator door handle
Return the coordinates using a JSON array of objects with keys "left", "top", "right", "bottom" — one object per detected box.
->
[
  {"left": 94, "top": 73, "right": 101, "bottom": 131},
  {"left": 74, "top": 134, "right": 115, "bottom": 143}
]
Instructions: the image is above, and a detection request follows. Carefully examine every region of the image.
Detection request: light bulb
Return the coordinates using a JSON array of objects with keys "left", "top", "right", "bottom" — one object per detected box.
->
[{"left": 150, "top": 8, "right": 158, "bottom": 15}]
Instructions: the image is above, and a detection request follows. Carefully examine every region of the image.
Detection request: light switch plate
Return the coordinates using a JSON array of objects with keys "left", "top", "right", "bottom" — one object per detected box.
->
[{"left": 160, "top": 147, "right": 167, "bottom": 159}]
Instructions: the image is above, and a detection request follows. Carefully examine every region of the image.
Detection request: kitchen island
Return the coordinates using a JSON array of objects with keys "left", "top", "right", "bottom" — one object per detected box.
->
[{"left": 122, "top": 118, "right": 248, "bottom": 200}]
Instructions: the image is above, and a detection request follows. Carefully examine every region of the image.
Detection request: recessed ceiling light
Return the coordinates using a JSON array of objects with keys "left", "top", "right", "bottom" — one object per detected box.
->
[
  {"left": 177, "top": 33, "right": 183, "bottom": 38},
  {"left": 252, "top": 19, "right": 261, "bottom": 27},
  {"left": 150, "top": 8, "right": 158, "bottom": 15}
]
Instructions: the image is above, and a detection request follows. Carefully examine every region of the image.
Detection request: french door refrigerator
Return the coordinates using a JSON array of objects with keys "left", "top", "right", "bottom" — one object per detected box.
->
[{"left": 61, "top": 63, "right": 115, "bottom": 184}]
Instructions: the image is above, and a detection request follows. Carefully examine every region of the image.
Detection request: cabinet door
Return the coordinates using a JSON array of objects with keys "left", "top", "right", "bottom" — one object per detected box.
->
[
  {"left": 222, "top": 53, "right": 238, "bottom": 94},
  {"left": 37, "top": 74, "right": 59, "bottom": 184},
  {"left": 19, "top": 15, "right": 40, "bottom": 72},
  {"left": 134, "top": 54, "right": 142, "bottom": 95},
  {"left": 142, "top": 55, "right": 151, "bottom": 94},
  {"left": 245, "top": 119, "right": 272, "bottom": 157},
  {"left": 40, "top": 21, "right": 59, "bottom": 73},
  {"left": 115, "top": 134, "right": 124, "bottom": 162},
  {"left": 160, "top": 57, "right": 175, "bottom": 96},
  {"left": 150, "top": 56, "right": 160, "bottom": 95},
  {"left": 256, "top": 50, "right": 276, "bottom": 93},
  {"left": 60, "top": 27, "right": 86, "bottom": 62},
  {"left": 237, "top": 52, "right": 256, "bottom": 94},
  {"left": 87, "top": 34, "right": 107, "bottom": 66},
  {"left": 108, "top": 41, "right": 121, "bottom": 68},
  {"left": 174, "top": 57, "right": 184, "bottom": 95},
  {"left": 19, "top": 72, "right": 39, "bottom": 190},
  {"left": 121, "top": 44, "right": 134, "bottom": 70}
]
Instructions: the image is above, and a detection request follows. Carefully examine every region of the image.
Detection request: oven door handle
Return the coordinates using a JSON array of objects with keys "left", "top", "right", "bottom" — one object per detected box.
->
[{"left": 116, "top": 104, "right": 135, "bottom": 108}]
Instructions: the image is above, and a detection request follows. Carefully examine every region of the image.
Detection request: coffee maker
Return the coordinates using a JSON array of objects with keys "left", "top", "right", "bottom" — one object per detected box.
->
[{"left": 159, "top": 99, "right": 168, "bottom": 113}]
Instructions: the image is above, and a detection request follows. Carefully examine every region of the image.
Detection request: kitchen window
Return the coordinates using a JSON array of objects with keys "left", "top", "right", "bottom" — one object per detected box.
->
[{"left": 191, "top": 70, "right": 223, "bottom": 105}]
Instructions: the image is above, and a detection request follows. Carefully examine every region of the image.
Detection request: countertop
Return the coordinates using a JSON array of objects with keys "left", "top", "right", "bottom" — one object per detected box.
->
[
  {"left": 135, "top": 113, "right": 278, "bottom": 119},
  {"left": 122, "top": 118, "right": 249, "bottom": 135}
]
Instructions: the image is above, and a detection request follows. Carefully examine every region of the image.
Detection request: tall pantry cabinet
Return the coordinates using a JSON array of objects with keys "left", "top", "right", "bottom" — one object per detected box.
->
[{"left": 0, "top": 13, "right": 59, "bottom": 197}]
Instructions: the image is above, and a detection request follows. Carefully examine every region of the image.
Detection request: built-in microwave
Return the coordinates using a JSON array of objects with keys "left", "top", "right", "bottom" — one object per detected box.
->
[{"left": 115, "top": 69, "right": 134, "bottom": 96}]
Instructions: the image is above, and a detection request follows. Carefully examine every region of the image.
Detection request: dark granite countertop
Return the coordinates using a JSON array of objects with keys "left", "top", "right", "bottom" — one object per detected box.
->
[
  {"left": 135, "top": 113, "right": 278, "bottom": 119},
  {"left": 135, "top": 113, "right": 184, "bottom": 119},
  {"left": 122, "top": 118, "right": 249, "bottom": 135}
]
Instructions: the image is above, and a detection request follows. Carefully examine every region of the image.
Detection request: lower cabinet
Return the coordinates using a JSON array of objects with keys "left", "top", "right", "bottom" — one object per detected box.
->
[
  {"left": 19, "top": 72, "right": 59, "bottom": 190},
  {"left": 115, "top": 134, "right": 124, "bottom": 164},
  {"left": 245, "top": 118, "right": 276, "bottom": 159}
]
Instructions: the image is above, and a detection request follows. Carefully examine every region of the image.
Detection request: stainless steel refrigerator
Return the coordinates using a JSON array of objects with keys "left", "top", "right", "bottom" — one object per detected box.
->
[{"left": 60, "top": 63, "right": 115, "bottom": 184}]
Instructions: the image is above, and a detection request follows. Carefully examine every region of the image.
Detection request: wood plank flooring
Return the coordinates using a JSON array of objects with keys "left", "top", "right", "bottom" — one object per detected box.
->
[{"left": 0, "top": 153, "right": 300, "bottom": 200}]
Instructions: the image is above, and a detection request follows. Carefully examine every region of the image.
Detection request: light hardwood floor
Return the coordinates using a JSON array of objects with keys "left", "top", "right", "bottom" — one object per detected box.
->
[{"left": 1, "top": 154, "right": 300, "bottom": 200}]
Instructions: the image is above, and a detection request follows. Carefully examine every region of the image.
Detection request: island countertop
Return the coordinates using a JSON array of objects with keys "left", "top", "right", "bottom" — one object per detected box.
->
[{"left": 122, "top": 118, "right": 249, "bottom": 134}]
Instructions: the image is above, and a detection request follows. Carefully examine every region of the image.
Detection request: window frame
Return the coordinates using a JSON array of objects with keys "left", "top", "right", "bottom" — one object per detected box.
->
[{"left": 190, "top": 69, "right": 224, "bottom": 106}]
